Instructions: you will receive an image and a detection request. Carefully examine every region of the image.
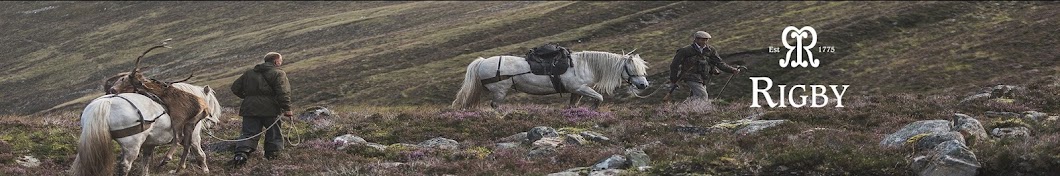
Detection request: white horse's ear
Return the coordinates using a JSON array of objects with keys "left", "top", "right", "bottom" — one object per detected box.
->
[{"left": 203, "top": 85, "right": 212, "bottom": 95}]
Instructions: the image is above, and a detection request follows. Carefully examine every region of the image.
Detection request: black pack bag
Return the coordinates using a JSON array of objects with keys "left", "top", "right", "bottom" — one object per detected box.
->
[{"left": 526, "top": 44, "right": 572, "bottom": 75}]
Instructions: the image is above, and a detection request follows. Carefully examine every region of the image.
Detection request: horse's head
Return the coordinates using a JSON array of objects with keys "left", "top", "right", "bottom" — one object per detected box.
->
[{"left": 623, "top": 54, "right": 650, "bottom": 90}]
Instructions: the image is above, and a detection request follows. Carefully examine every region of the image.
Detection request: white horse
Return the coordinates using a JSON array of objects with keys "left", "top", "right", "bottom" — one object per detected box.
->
[
  {"left": 452, "top": 51, "right": 649, "bottom": 109},
  {"left": 72, "top": 83, "right": 222, "bottom": 176}
]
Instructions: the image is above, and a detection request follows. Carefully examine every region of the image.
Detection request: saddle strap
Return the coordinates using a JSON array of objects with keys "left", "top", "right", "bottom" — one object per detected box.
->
[
  {"left": 550, "top": 75, "right": 567, "bottom": 93},
  {"left": 110, "top": 121, "right": 154, "bottom": 138},
  {"left": 106, "top": 94, "right": 163, "bottom": 138}
]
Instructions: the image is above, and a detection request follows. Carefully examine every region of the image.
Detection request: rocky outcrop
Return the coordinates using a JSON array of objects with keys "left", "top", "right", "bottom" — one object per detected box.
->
[
  {"left": 910, "top": 140, "right": 980, "bottom": 176},
  {"left": 880, "top": 120, "right": 953, "bottom": 148},
  {"left": 419, "top": 137, "right": 460, "bottom": 150}
]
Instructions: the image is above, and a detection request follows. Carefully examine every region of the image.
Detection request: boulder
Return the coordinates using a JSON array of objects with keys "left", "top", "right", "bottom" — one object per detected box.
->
[
  {"left": 499, "top": 132, "right": 528, "bottom": 143},
  {"left": 910, "top": 140, "right": 980, "bottom": 176},
  {"left": 365, "top": 142, "right": 388, "bottom": 151},
  {"left": 591, "top": 155, "right": 628, "bottom": 171},
  {"left": 734, "top": 120, "right": 788, "bottom": 135},
  {"left": 952, "top": 113, "right": 989, "bottom": 144},
  {"left": 16, "top": 155, "right": 40, "bottom": 168},
  {"left": 1022, "top": 111, "right": 1048, "bottom": 121},
  {"left": 880, "top": 120, "right": 952, "bottom": 148},
  {"left": 625, "top": 148, "right": 650, "bottom": 168},
  {"left": 495, "top": 142, "right": 521, "bottom": 150},
  {"left": 546, "top": 172, "right": 580, "bottom": 176},
  {"left": 532, "top": 137, "right": 564, "bottom": 149},
  {"left": 334, "top": 134, "right": 368, "bottom": 145},
  {"left": 911, "top": 132, "right": 965, "bottom": 150},
  {"left": 565, "top": 134, "right": 590, "bottom": 146},
  {"left": 528, "top": 147, "right": 556, "bottom": 158},
  {"left": 299, "top": 106, "right": 334, "bottom": 121},
  {"left": 958, "top": 93, "right": 991, "bottom": 105},
  {"left": 589, "top": 169, "right": 627, "bottom": 176},
  {"left": 528, "top": 126, "right": 559, "bottom": 143},
  {"left": 419, "top": 137, "right": 459, "bottom": 150},
  {"left": 579, "top": 131, "right": 611, "bottom": 143},
  {"left": 985, "top": 111, "right": 1021, "bottom": 118},
  {"left": 709, "top": 119, "right": 789, "bottom": 135},
  {"left": 990, "top": 127, "right": 1030, "bottom": 139}
]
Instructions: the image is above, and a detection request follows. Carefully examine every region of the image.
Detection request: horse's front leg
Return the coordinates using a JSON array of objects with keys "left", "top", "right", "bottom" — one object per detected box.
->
[
  {"left": 192, "top": 121, "right": 210, "bottom": 173},
  {"left": 568, "top": 94, "right": 583, "bottom": 108},
  {"left": 571, "top": 86, "right": 604, "bottom": 109}
]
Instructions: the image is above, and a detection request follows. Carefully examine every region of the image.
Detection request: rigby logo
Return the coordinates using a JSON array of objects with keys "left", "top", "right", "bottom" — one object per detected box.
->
[
  {"left": 752, "top": 26, "right": 849, "bottom": 108},
  {"left": 780, "top": 26, "right": 818, "bottom": 68}
]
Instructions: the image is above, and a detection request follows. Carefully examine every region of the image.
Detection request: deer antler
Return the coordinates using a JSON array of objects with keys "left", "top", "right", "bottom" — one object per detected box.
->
[
  {"left": 127, "top": 38, "right": 173, "bottom": 90},
  {"left": 167, "top": 74, "right": 195, "bottom": 84},
  {"left": 131, "top": 38, "right": 173, "bottom": 74}
]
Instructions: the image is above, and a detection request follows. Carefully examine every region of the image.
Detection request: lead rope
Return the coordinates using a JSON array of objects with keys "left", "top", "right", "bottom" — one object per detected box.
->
[{"left": 203, "top": 114, "right": 303, "bottom": 146}]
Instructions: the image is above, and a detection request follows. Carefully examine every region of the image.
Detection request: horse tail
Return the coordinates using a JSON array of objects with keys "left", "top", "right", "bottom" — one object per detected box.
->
[
  {"left": 452, "top": 57, "right": 487, "bottom": 109},
  {"left": 72, "top": 99, "right": 115, "bottom": 176}
]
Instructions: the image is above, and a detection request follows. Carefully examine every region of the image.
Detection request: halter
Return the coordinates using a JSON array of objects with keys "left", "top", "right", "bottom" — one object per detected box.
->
[{"left": 621, "top": 56, "right": 644, "bottom": 85}]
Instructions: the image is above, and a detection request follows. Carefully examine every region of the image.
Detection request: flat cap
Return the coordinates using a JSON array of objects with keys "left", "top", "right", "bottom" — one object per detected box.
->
[{"left": 693, "top": 31, "right": 712, "bottom": 39}]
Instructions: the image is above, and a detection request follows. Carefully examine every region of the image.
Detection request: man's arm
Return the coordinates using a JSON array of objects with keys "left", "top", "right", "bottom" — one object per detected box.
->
[
  {"left": 231, "top": 73, "right": 246, "bottom": 99},
  {"left": 707, "top": 46, "right": 738, "bottom": 73},
  {"left": 271, "top": 71, "right": 292, "bottom": 112},
  {"left": 669, "top": 49, "right": 687, "bottom": 83}
]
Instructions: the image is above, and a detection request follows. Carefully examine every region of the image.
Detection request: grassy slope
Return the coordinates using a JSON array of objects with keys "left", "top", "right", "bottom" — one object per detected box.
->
[
  {"left": 1, "top": 2, "right": 1057, "bottom": 114},
  {"left": 1, "top": 1, "right": 1059, "bottom": 175}
]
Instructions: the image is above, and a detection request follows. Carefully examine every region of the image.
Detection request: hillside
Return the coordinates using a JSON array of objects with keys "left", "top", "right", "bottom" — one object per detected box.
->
[
  {"left": 2, "top": 2, "right": 1057, "bottom": 115},
  {"left": 1, "top": 1, "right": 1059, "bottom": 175}
]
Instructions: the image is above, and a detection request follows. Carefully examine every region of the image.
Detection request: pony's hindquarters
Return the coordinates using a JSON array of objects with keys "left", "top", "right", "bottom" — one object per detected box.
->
[
  {"left": 452, "top": 57, "right": 488, "bottom": 109},
  {"left": 72, "top": 99, "right": 116, "bottom": 176}
]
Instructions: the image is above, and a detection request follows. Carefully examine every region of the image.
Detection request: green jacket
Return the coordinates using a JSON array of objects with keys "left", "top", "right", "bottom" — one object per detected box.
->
[
  {"left": 232, "top": 63, "right": 291, "bottom": 117},
  {"left": 669, "top": 44, "right": 738, "bottom": 83}
]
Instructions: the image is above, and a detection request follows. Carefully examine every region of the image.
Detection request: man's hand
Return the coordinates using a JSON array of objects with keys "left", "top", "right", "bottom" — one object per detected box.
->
[{"left": 283, "top": 111, "right": 294, "bottom": 117}]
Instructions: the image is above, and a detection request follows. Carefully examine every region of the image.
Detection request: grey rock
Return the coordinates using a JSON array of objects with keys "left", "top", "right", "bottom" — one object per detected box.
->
[
  {"left": 299, "top": 106, "right": 334, "bottom": 121},
  {"left": 376, "top": 162, "right": 405, "bottom": 168},
  {"left": 990, "top": 127, "right": 1031, "bottom": 139},
  {"left": 499, "top": 132, "right": 528, "bottom": 143},
  {"left": 880, "top": 120, "right": 952, "bottom": 148},
  {"left": 565, "top": 134, "right": 590, "bottom": 146},
  {"left": 495, "top": 142, "right": 520, "bottom": 150},
  {"left": 334, "top": 134, "right": 368, "bottom": 145},
  {"left": 958, "top": 93, "right": 991, "bottom": 104},
  {"left": 625, "top": 148, "right": 650, "bottom": 168},
  {"left": 16, "top": 155, "right": 40, "bottom": 167},
  {"left": 365, "top": 142, "right": 388, "bottom": 151},
  {"left": 546, "top": 172, "right": 580, "bottom": 176},
  {"left": 734, "top": 120, "right": 788, "bottom": 135},
  {"left": 419, "top": 137, "right": 459, "bottom": 150},
  {"left": 528, "top": 147, "right": 556, "bottom": 158},
  {"left": 533, "top": 137, "right": 564, "bottom": 149},
  {"left": 580, "top": 131, "right": 611, "bottom": 142},
  {"left": 589, "top": 169, "right": 627, "bottom": 176},
  {"left": 911, "top": 140, "right": 980, "bottom": 176},
  {"left": 592, "top": 155, "right": 628, "bottom": 171},
  {"left": 1022, "top": 111, "right": 1048, "bottom": 121},
  {"left": 564, "top": 167, "right": 591, "bottom": 173},
  {"left": 528, "top": 126, "right": 559, "bottom": 143},
  {"left": 913, "top": 132, "right": 965, "bottom": 150},
  {"left": 953, "top": 113, "right": 988, "bottom": 144},
  {"left": 985, "top": 111, "right": 1021, "bottom": 118}
]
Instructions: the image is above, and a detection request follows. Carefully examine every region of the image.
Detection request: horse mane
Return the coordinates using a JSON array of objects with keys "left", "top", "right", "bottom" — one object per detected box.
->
[{"left": 572, "top": 51, "right": 648, "bottom": 95}]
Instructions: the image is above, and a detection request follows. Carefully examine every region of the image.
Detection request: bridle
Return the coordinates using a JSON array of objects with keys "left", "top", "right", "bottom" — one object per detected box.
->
[{"left": 621, "top": 56, "right": 644, "bottom": 85}]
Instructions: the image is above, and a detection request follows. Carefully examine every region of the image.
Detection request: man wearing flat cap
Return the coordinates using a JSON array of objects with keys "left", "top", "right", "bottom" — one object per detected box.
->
[{"left": 668, "top": 31, "right": 742, "bottom": 101}]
